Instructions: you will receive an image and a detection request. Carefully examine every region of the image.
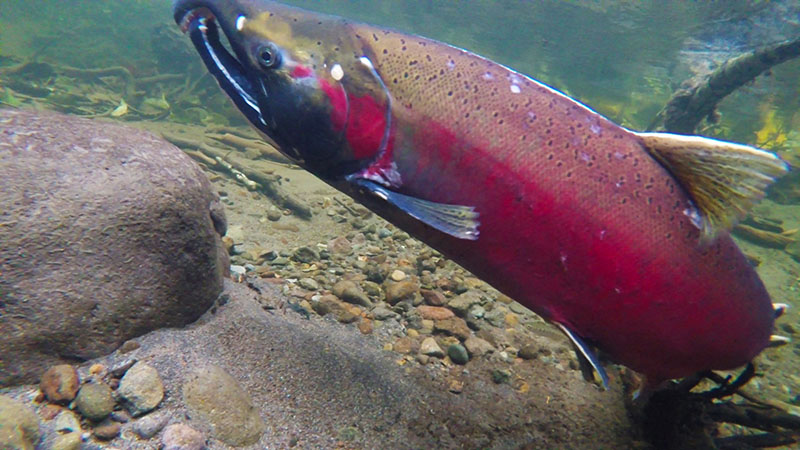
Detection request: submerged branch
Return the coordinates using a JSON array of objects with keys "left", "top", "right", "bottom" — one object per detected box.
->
[
  {"left": 161, "top": 131, "right": 312, "bottom": 219},
  {"left": 652, "top": 38, "right": 800, "bottom": 134}
]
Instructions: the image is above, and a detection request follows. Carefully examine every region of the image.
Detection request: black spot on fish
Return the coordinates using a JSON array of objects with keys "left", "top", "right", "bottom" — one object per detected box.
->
[
  {"left": 373, "top": 33, "right": 379, "bottom": 41},
  {"left": 383, "top": 49, "right": 388, "bottom": 54},
  {"left": 426, "top": 55, "right": 432, "bottom": 61}
]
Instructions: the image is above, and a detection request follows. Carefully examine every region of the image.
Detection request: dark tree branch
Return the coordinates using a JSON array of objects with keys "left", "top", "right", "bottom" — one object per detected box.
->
[{"left": 652, "top": 38, "right": 800, "bottom": 134}]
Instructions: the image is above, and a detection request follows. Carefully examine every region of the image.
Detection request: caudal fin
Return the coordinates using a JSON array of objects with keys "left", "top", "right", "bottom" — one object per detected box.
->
[{"left": 636, "top": 132, "right": 788, "bottom": 241}]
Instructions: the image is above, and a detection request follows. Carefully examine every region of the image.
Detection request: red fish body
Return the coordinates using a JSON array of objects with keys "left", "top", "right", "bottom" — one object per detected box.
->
[{"left": 174, "top": 0, "right": 788, "bottom": 384}]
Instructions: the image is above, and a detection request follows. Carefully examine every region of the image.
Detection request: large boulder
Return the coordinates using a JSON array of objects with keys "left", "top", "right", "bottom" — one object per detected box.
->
[{"left": 0, "top": 108, "right": 228, "bottom": 386}]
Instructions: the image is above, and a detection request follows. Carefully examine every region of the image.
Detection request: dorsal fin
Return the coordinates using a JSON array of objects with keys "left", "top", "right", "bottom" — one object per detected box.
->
[{"left": 636, "top": 132, "right": 789, "bottom": 241}]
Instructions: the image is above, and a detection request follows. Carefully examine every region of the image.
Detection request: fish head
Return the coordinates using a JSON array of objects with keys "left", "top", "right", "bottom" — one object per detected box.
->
[{"left": 173, "top": 0, "right": 392, "bottom": 178}]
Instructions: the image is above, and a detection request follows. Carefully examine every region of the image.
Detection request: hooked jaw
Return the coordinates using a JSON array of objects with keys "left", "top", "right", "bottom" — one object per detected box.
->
[{"left": 174, "top": 2, "right": 270, "bottom": 136}]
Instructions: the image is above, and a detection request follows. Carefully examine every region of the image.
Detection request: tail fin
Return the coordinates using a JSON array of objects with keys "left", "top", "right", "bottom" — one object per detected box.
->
[{"left": 636, "top": 132, "right": 788, "bottom": 241}]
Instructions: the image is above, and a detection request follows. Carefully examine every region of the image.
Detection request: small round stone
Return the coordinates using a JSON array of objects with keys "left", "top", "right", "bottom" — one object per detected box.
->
[
  {"left": 40, "top": 365, "right": 80, "bottom": 403},
  {"left": 447, "top": 344, "right": 470, "bottom": 365},
  {"left": 162, "top": 423, "right": 206, "bottom": 450},
  {"left": 132, "top": 412, "right": 170, "bottom": 439},
  {"left": 420, "top": 337, "right": 444, "bottom": 358},
  {"left": 390, "top": 269, "right": 406, "bottom": 281},
  {"left": 75, "top": 382, "right": 115, "bottom": 421},
  {"left": 117, "top": 362, "right": 164, "bottom": 417},
  {"left": 93, "top": 421, "right": 121, "bottom": 440}
]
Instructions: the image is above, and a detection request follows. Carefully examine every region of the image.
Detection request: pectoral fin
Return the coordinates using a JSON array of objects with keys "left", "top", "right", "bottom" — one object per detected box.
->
[
  {"left": 556, "top": 323, "right": 610, "bottom": 390},
  {"left": 349, "top": 178, "right": 480, "bottom": 240},
  {"left": 636, "top": 132, "right": 789, "bottom": 241}
]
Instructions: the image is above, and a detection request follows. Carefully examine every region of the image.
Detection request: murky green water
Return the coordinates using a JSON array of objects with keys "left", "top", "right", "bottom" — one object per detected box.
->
[{"left": 2, "top": 0, "right": 799, "bottom": 435}]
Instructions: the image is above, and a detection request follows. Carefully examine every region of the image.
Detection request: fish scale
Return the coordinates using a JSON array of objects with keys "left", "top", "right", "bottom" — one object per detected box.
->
[{"left": 173, "top": 0, "right": 788, "bottom": 386}]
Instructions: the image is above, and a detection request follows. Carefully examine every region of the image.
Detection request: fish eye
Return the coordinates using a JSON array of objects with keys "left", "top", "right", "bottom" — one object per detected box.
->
[{"left": 257, "top": 44, "right": 281, "bottom": 69}]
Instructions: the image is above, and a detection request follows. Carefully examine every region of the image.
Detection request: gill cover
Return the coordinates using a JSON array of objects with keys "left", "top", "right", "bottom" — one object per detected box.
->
[{"left": 174, "top": 0, "right": 393, "bottom": 178}]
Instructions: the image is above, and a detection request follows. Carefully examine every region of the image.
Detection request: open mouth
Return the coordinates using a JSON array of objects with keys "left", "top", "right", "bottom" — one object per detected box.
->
[{"left": 177, "top": 7, "right": 267, "bottom": 133}]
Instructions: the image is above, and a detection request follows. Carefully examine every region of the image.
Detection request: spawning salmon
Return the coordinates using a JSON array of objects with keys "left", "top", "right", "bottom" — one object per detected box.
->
[{"left": 172, "top": 0, "right": 790, "bottom": 387}]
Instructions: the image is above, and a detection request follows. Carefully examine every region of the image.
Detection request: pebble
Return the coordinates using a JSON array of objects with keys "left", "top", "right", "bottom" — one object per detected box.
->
[
  {"left": 133, "top": 412, "right": 171, "bottom": 439},
  {"left": 505, "top": 313, "right": 520, "bottom": 327},
  {"left": 230, "top": 265, "right": 246, "bottom": 277},
  {"left": 293, "top": 246, "right": 318, "bottom": 263},
  {"left": 377, "top": 228, "right": 393, "bottom": 239},
  {"left": 0, "top": 394, "right": 41, "bottom": 450},
  {"left": 390, "top": 269, "right": 407, "bottom": 281},
  {"left": 266, "top": 206, "right": 283, "bottom": 221},
  {"left": 370, "top": 303, "right": 398, "bottom": 320},
  {"left": 93, "top": 420, "right": 121, "bottom": 440},
  {"left": 417, "top": 305, "right": 454, "bottom": 321},
  {"left": 162, "top": 423, "right": 206, "bottom": 450},
  {"left": 518, "top": 344, "right": 539, "bottom": 360},
  {"left": 312, "top": 294, "right": 361, "bottom": 323},
  {"left": 393, "top": 337, "right": 416, "bottom": 354},
  {"left": 332, "top": 280, "right": 371, "bottom": 307},
  {"left": 75, "top": 382, "right": 115, "bottom": 421},
  {"left": 447, "top": 291, "right": 482, "bottom": 316},
  {"left": 271, "top": 256, "right": 290, "bottom": 266},
  {"left": 358, "top": 319, "right": 374, "bottom": 334},
  {"left": 117, "top": 362, "right": 164, "bottom": 416},
  {"left": 327, "top": 236, "right": 352, "bottom": 255},
  {"left": 298, "top": 277, "right": 319, "bottom": 291},
  {"left": 464, "top": 337, "right": 495, "bottom": 357},
  {"left": 49, "top": 431, "right": 81, "bottom": 450},
  {"left": 434, "top": 317, "right": 472, "bottom": 340},
  {"left": 420, "top": 289, "right": 447, "bottom": 306},
  {"left": 484, "top": 308, "right": 508, "bottom": 328},
  {"left": 491, "top": 369, "right": 512, "bottom": 384},
  {"left": 448, "top": 344, "right": 470, "bottom": 364},
  {"left": 420, "top": 337, "right": 444, "bottom": 358},
  {"left": 384, "top": 280, "right": 419, "bottom": 305},
  {"left": 362, "top": 281, "right": 382, "bottom": 299},
  {"left": 40, "top": 364, "right": 80, "bottom": 403},
  {"left": 183, "top": 365, "right": 265, "bottom": 446},
  {"left": 53, "top": 409, "right": 82, "bottom": 433}
]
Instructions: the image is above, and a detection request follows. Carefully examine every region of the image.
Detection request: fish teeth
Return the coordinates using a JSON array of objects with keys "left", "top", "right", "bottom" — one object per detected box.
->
[
  {"left": 773, "top": 303, "right": 789, "bottom": 319},
  {"left": 768, "top": 335, "right": 791, "bottom": 348}
]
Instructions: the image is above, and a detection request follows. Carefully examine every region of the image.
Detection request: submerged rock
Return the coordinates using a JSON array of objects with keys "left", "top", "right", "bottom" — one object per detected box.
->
[
  {"left": 0, "top": 108, "right": 228, "bottom": 386},
  {"left": 75, "top": 382, "right": 115, "bottom": 422},
  {"left": 162, "top": 423, "right": 206, "bottom": 450},
  {"left": 0, "top": 394, "right": 41, "bottom": 449},
  {"left": 39, "top": 365, "right": 80, "bottom": 403},
  {"left": 117, "top": 362, "right": 164, "bottom": 416},
  {"left": 183, "top": 365, "right": 265, "bottom": 446}
]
